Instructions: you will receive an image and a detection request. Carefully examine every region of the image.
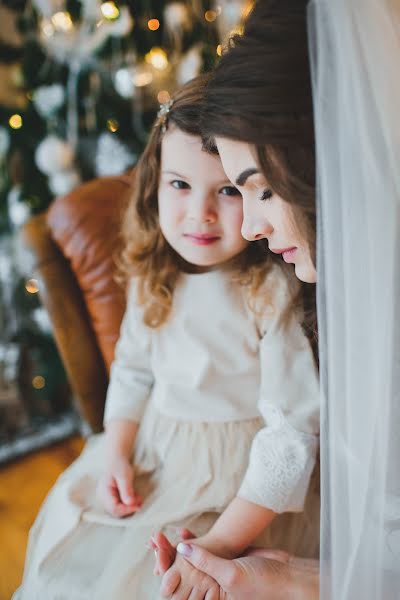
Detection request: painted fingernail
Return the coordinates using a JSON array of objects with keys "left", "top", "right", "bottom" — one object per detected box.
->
[{"left": 177, "top": 543, "right": 193, "bottom": 557}]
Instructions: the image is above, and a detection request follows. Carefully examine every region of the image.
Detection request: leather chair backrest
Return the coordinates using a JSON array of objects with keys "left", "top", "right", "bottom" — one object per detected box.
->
[{"left": 47, "top": 175, "right": 132, "bottom": 373}]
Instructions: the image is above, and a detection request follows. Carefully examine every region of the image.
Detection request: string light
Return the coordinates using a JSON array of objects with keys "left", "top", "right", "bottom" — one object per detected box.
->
[
  {"left": 205, "top": 10, "right": 217, "bottom": 22},
  {"left": 133, "top": 69, "right": 153, "bottom": 87},
  {"left": 101, "top": 2, "right": 120, "bottom": 20},
  {"left": 25, "top": 278, "right": 39, "bottom": 294},
  {"left": 216, "top": 44, "right": 223, "bottom": 57},
  {"left": 9, "top": 114, "right": 23, "bottom": 129},
  {"left": 148, "top": 18, "right": 160, "bottom": 31},
  {"left": 145, "top": 47, "right": 169, "bottom": 70},
  {"left": 32, "top": 375, "right": 46, "bottom": 390},
  {"left": 51, "top": 11, "right": 73, "bottom": 32},
  {"left": 157, "top": 90, "right": 171, "bottom": 104},
  {"left": 107, "top": 118, "right": 119, "bottom": 132}
]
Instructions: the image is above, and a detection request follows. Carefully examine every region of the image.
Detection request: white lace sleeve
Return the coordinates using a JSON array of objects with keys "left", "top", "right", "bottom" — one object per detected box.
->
[
  {"left": 238, "top": 301, "right": 320, "bottom": 513},
  {"left": 103, "top": 280, "right": 154, "bottom": 424}
]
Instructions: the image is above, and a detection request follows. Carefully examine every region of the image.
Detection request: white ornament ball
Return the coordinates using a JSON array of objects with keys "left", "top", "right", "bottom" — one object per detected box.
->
[
  {"left": 35, "top": 135, "right": 75, "bottom": 176},
  {"left": 177, "top": 45, "right": 202, "bottom": 86},
  {"left": 0, "top": 253, "right": 13, "bottom": 282},
  {"left": 31, "top": 0, "right": 61, "bottom": 18},
  {"left": 33, "top": 84, "right": 65, "bottom": 118},
  {"left": 8, "top": 186, "right": 30, "bottom": 228},
  {"left": 95, "top": 132, "right": 136, "bottom": 177},
  {"left": 109, "top": 7, "right": 134, "bottom": 37},
  {"left": 0, "top": 126, "right": 10, "bottom": 159},
  {"left": 114, "top": 67, "right": 135, "bottom": 99},
  {"left": 79, "top": 0, "right": 103, "bottom": 21},
  {"left": 216, "top": 0, "right": 244, "bottom": 40},
  {"left": 48, "top": 169, "right": 81, "bottom": 196},
  {"left": 164, "top": 2, "right": 191, "bottom": 31},
  {"left": 32, "top": 307, "right": 53, "bottom": 333}
]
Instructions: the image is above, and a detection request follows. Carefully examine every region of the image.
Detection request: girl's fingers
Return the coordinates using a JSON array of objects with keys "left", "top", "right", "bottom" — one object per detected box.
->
[
  {"left": 153, "top": 531, "right": 177, "bottom": 575},
  {"left": 171, "top": 586, "right": 191, "bottom": 600},
  {"left": 115, "top": 475, "right": 135, "bottom": 505},
  {"left": 160, "top": 568, "right": 181, "bottom": 597},
  {"left": 110, "top": 503, "right": 137, "bottom": 518},
  {"left": 133, "top": 491, "right": 143, "bottom": 503},
  {"left": 187, "top": 587, "right": 208, "bottom": 600},
  {"left": 179, "top": 528, "right": 195, "bottom": 540},
  {"left": 204, "top": 589, "right": 220, "bottom": 600}
]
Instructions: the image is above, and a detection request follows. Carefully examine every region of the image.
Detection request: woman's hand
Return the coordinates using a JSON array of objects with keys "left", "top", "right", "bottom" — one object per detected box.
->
[
  {"left": 96, "top": 456, "right": 142, "bottom": 518},
  {"left": 153, "top": 531, "right": 319, "bottom": 600}
]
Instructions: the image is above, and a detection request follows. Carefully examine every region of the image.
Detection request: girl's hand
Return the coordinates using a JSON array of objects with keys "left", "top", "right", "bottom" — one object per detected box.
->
[
  {"left": 96, "top": 456, "right": 142, "bottom": 518},
  {"left": 160, "top": 552, "right": 220, "bottom": 600}
]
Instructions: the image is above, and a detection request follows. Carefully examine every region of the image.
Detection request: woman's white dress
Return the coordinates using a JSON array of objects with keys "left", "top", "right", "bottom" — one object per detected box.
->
[{"left": 15, "top": 269, "right": 320, "bottom": 600}]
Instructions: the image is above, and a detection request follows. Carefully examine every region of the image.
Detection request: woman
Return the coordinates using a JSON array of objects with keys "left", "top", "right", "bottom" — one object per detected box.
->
[
  {"left": 157, "top": 0, "right": 400, "bottom": 598},
  {"left": 156, "top": 2, "right": 320, "bottom": 598}
]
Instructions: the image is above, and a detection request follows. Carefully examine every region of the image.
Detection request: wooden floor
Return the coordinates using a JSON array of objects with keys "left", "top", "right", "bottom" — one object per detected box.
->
[{"left": 0, "top": 436, "right": 85, "bottom": 600}]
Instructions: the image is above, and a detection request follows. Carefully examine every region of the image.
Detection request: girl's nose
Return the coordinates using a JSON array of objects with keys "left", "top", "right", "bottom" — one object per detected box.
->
[
  {"left": 241, "top": 216, "right": 273, "bottom": 241},
  {"left": 188, "top": 196, "right": 217, "bottom": 223}
]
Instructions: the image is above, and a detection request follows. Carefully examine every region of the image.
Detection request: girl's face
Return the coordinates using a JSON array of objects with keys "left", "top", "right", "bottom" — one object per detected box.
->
[
  {"left": 215, "top": 138, "right": 317, "bottom": 284},
  {"left": 158, "top": 128, "right": 248, "bottom": 268}
]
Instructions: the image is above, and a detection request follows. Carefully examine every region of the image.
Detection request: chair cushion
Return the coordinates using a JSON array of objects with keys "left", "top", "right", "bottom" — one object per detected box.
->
[{"left": 47, "top": 175, "right": 132, "bottom": 374}]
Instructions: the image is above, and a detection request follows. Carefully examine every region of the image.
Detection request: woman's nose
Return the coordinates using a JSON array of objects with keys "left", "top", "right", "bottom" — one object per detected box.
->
[{"left": 241, "top": 216, "right": 273, "bottom": 241}]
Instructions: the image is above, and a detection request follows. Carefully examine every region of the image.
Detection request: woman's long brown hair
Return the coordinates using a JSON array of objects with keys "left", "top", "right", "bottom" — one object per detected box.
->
[
  {"left": 118, "top": 74, "right": 274, "bottom": 328},
  {"left": 201, "top": 0, "right": 318, "bottom": 362}
]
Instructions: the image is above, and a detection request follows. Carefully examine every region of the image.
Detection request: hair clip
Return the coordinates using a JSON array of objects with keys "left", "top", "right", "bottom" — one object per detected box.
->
[{"left": 156, "top": 99, "right": 174, "bottom": 133}]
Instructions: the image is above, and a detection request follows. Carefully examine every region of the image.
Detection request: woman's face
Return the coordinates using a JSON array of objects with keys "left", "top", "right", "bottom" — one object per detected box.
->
[{"left": 215, "top": 138, "right": 317, "bottom": 284}]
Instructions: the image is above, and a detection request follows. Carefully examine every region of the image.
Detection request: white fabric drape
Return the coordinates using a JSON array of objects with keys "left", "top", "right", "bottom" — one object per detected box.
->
[{"left": 308, "top": 0, "right": 400, "bottom": 598}]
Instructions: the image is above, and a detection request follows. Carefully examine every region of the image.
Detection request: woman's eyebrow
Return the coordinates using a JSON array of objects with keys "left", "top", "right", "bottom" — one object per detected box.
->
[{"left": 235, "top": 167, "right": 259, "bottom": 186}]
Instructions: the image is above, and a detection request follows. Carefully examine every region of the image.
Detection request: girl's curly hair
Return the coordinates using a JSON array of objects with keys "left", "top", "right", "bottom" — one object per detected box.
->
[{"left": 117, "top": 74, "right": 278, "bottom": 328}]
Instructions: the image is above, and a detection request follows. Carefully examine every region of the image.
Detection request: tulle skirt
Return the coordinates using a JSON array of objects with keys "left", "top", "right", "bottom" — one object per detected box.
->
[{"left": 14, "top": 402, "right": 319, "bottom": 599}]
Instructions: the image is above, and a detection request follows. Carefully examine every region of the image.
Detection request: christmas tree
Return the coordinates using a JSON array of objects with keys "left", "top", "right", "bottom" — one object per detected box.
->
[{"left": 0, "top": 0, "right": 249, "bottom": 461}]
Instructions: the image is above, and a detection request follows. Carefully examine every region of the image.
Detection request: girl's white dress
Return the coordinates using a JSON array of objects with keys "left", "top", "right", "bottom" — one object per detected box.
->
[{"left": 15, "top": 269, "right": 320, "bottom": 600}]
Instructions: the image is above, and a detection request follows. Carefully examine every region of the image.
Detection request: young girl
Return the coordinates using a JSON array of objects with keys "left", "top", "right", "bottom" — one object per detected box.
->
[{"left": 15, "top": 75, "right": 319, "bottom": 600}]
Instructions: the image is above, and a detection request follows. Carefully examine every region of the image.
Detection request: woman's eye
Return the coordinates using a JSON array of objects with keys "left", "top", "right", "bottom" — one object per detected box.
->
[
  {"left": 171, "top": 180, "right": 190, "bottom": 190},
  {"left": 260, "top": 188, "right": 273, "bottom": 202},
  {"left": 220, "top": 186, "right": 241, "bottom": 196}
]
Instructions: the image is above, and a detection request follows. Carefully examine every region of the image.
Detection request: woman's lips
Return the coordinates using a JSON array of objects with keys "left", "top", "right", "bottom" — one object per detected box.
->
[
  {"left": 184, "top": 233, "right": 221, "bottom": 246},
  {"left": 270, "top": 247, "right": 298, "bottom": 263}
]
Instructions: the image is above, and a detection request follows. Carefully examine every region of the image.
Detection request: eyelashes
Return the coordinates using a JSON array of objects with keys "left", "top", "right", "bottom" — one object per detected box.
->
[
  {"left": 169, "top": 181, "right": 241, "bottom": 196},
  {"left": 220, "top": 186, "right": 241, "bottom": 197},
  {"left": 260, "top": 189, "right": 273, "bottom": 202},
  {"left": 171, "top": 180, "right": 190, "bottom": 190}
]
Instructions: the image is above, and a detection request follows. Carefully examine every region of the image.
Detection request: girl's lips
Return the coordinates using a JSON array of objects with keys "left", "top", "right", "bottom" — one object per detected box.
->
[{"left": 184, "top": 234, "right": 220, "bottom": 246}]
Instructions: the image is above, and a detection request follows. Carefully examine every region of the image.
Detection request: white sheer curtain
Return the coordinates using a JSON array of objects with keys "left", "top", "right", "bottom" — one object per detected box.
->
[{"left": 308, "top": 0, "right": 400, "bottom": 598}]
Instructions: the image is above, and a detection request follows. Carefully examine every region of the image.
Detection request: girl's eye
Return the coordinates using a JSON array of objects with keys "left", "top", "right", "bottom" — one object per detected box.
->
[
  {"left": 260, "top": 188, "right": 273, "bottom": 202},
  {"left": 220, "top": 186, "right": 241, "bottom": 196},
  {"left": 171, "top": 180, "right": 190, "bottom": 190}
]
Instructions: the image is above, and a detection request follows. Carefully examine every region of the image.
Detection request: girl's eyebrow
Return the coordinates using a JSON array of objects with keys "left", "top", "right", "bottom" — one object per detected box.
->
[
  {"left": 161, "top": 170, "right": 233, "bottom": 187},
  {"left": 161, "top": 170, "right": 186, "bottom": 178},
  {"left": 235, "top": 167, "right": 259, "bottom": 186}
]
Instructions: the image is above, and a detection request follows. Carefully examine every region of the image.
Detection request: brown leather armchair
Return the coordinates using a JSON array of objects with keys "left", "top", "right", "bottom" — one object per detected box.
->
[{"left": 21, "top": 175, "right": 133, "bottom": 433}]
